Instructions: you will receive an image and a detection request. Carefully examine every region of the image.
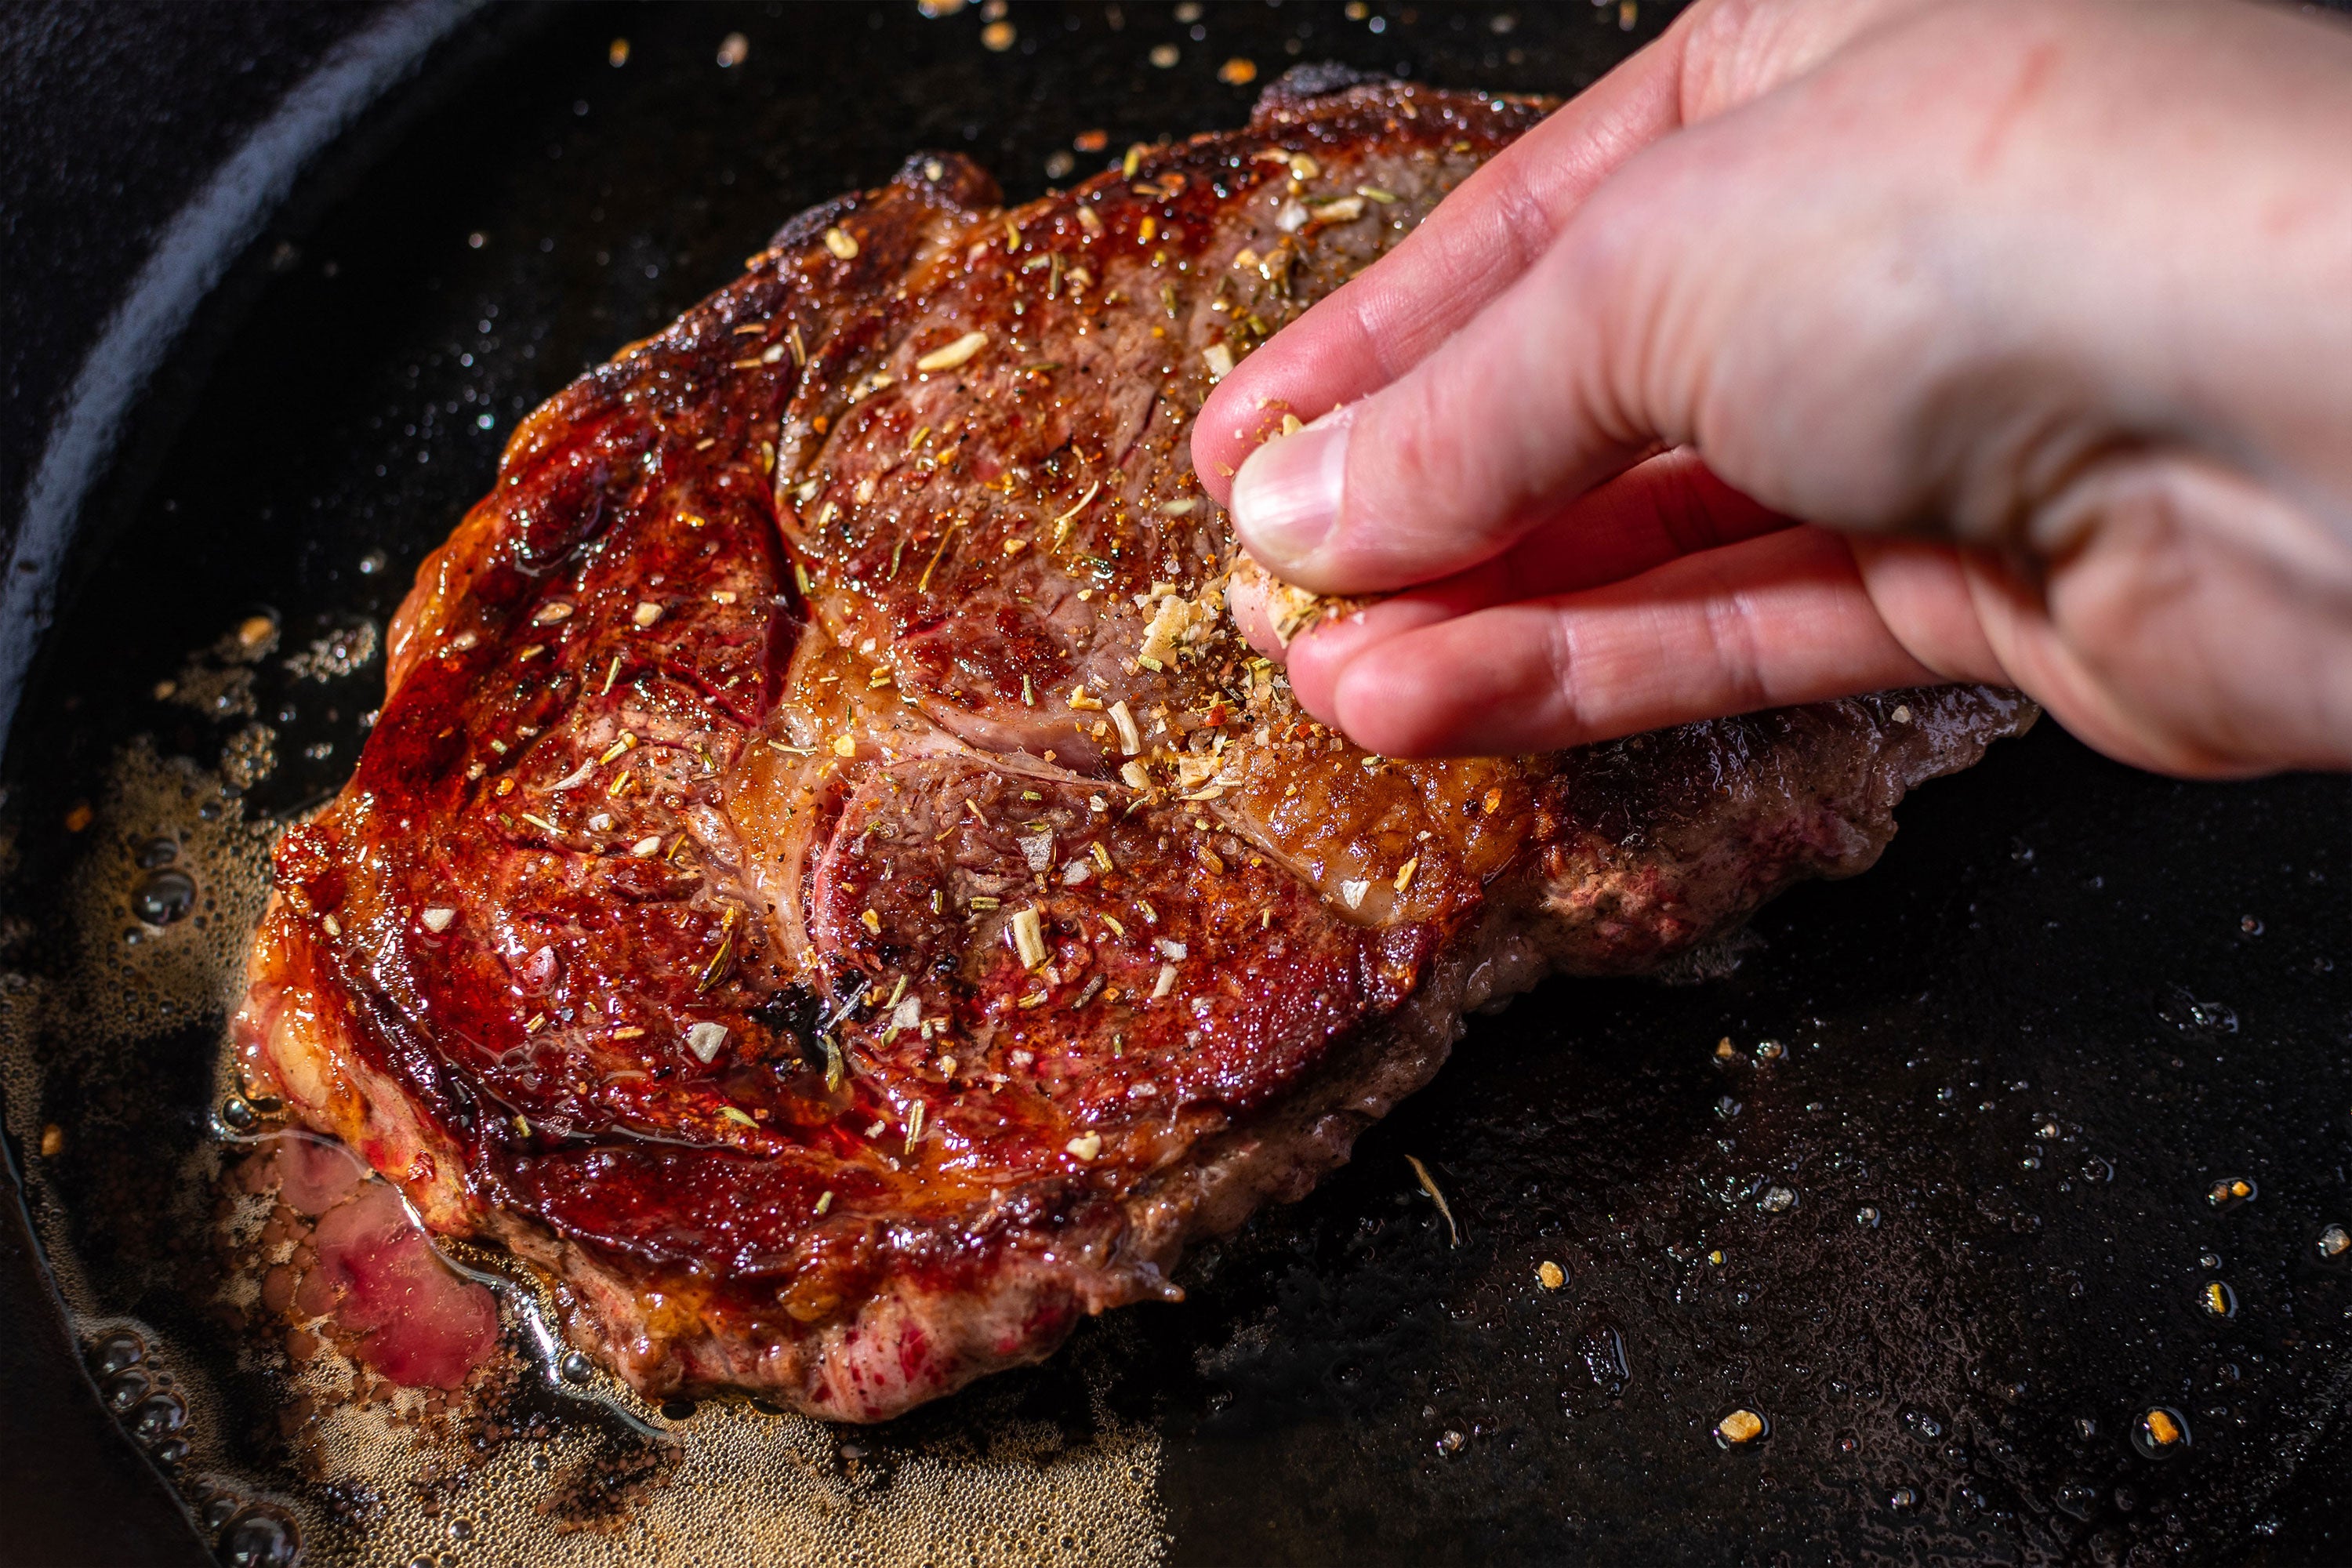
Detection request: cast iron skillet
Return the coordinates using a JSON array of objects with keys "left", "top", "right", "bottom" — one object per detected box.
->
[{"left": 4, "top": 4, "right": 2349, "bottom": 1564}]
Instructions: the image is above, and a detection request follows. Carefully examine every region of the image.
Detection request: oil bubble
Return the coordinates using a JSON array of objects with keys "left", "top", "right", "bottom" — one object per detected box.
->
[
  {"left": 1759, "top": 1185, "right": 1797, "bottom": 1214},
  {"left": 557, "top": 1348, "right": 594, "bottom": 1383},
  {"left": 2129, "top": 1406, "right": 2190, "bottom": 1459},
  {"left": 134, "top": 837, "right": 180, "bottom": 869},
  {"left": 220, "top": 1095, "right": 256, "bottom": 1129},
  {"left": 1889, "top": 1486, "right": 1918, "bottom": 1510},
  {"left": 132, "top": 867, "right": 198, "bottom": 925},
  {"left": 1900, "top": 1406, "right": 1944, "bottom": 1441},
  {"left": 102, "top": 1367, "right": 150, "bottom": 1410},
  {"left": 129, "top": 1390, "right": 187, "bottom": 1442},
  {"left": 219, "top": 1504, "right": 301, "bottom": 1568},
  {"left": 87, "top": 1330, "right": 145, "bottom": 1377},
  {"left": 1436, "top": 1428, "right": 1466, "bottom": 1454},
  {"left": 2316, "top": 1224, "right": 2349, "bottom": 1262},
  {"left": 2198, "top": 1281, "right": 2237, "bottom": 1319},
  {"left": 2055, "top": 1483, "right": 2101, "bottom": 1521},
  {"left": 2199, "top": 1250, "right": 2222, "bottom": 1271},
  {"left": 1855, "top": 1205, "right": 1880, "bottom": 1229},
  {"left": 2156, "top": 985, "right": 2237, "bottom": 1036}
]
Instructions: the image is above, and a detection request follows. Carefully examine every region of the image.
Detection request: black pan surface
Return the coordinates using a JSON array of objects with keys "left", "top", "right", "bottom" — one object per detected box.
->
[{"left": 3, "top": 4, "right": 2348, "bottom": 1564}]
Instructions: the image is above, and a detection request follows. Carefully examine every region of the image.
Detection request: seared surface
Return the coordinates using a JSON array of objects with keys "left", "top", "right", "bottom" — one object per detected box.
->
[{"left": 235, "top": 74, "right": 2034, "bottom": 1420}]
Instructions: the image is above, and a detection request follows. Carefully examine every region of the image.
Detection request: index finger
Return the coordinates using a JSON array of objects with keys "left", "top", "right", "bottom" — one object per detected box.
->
[
  {"left": 1192, "top": 0, "right": 1934, "bottom": 503},
  {"left": 1193, "top": 33, "right": 1694, "bottom": 499}
]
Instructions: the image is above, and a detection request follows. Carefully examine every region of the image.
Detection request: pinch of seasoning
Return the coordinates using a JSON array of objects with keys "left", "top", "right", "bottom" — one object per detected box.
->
[
  {"left": 63, "top": 802, "right": 93, "bottom": 833},
  {"left": 720, "top": 1105, "right": 756, "bottom": 1127},
  {"left": 833, "top": 735, "right": 857, "bottom": 757},
  {"left": 1393, "top": 856, "right": 1419, "bottom": 894},
  {"left": 1537, "top": 1260, "right": 1566, "bottom": 1290},
  {"left": 822, "top": 227, "right": 859, "bottom": 260},
  {"left": 905, "top": 1101, "right": 927, "bottom": 1152},
  {"left": 1715, "top": 1037, "right": 1737, "bottom": 1061},
  {"left": 686, "top": 1021, "right": 730, "bottom": 1063},
  {"left": 420, "top": 907, "right": 457, "bottom": 932},
  {"left": 2209, "top": 1177, "right": 2256, "bottom": 1207},
  {"left": 321, "top": 914, "right": 343, "bottom": 937},
  {"left": 1012, "top": 906, "right": 1050, "bottom": 969},
  {"left": 813, "top": 1190, "right": 834, "bottom": 1216},
  {"left": 39, "top": 1125, "right": 63, "bottom": 1158},
  {"left": 1218, "top": 56, "right": 1257, "bottom": 85},
  {"left": 1202, "top": 343, "right": 1234, "bottom": 380},
  {"left": 612, "top": 1025, "right": 647, "bottom": 1040},
  {"left": 631, "top": 601, "right": 664, "bottom": 627},
  {"left": 1356, "top": 185, "right": 1399, "bottom": 205},
  {"left": 2141, "top": 1407, "right": 2186, "bottom": 1448},
  {"left": 1716, "top": 1409, "right": 1767, "bottom": 1446},
  {"left": 1051, "top": 479, "right": 1101, "bottom": 546},
  {"left": 534, "top": 601, "right": 575, "bottom": 624},
  {"left": 861, "top": 908, "right": 883, "bottom": 935},
  {"left": 1405, "top": 1154, "right": 1461, "bottom": 1247},
  {"left": 916, "top": 331, "right": 989, "bottom": 373},
  {"left": 1065, "top": 1132, "right": 1102, "bottom": 1161},
  {"left": 1151, "top": 963, "right": 1178, "bottom": 1000},
  {"left": 1108, "top": 700, "right": 1143, "bottom": 755}
]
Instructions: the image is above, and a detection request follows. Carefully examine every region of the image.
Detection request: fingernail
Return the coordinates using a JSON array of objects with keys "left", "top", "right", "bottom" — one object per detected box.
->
[{"left": 1231, "top": 408, "right": 1351, "bottom": 568}]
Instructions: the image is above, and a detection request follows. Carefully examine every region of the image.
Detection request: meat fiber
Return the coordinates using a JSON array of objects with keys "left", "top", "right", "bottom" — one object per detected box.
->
[{"left": 234, "top": 71, "right": 2034, "bottom": 1421}]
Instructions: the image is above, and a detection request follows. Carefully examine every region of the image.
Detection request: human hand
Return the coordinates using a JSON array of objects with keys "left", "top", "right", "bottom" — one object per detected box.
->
[{"left": 1195, "top": 0, "right": 2352, "bottom": 777}]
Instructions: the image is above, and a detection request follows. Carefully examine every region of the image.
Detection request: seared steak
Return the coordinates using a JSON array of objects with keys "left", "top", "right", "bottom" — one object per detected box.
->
[{"left": 234, "top": 73, "right": 2034, "bottom": 1421}]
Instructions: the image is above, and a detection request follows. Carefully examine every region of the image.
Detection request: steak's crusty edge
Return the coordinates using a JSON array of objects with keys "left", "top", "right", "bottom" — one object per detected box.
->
[{"left": 235, "top": 73, "right": 2037, "bottom": 1421}]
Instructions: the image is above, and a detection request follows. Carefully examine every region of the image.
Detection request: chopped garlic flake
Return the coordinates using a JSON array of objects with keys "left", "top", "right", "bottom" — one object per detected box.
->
[
  {"left": 916, "top": 330, "right": 989, "bottom": 373},
  {"left": 1011, "top": 906, "right": 1050, "bottom": 968}
]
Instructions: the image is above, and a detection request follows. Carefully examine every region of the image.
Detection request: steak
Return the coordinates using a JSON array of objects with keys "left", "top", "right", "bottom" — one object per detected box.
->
[{"left": 234, "top": 72, "right": 2035, "bottom": 1422}]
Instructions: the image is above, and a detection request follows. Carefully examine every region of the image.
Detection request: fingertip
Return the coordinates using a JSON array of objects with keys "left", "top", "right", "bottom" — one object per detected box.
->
[
  {"left": 1327, "top": 637, "right": 1465, "bottom": 758},
  {"left": 1193, "top": 362, "right": 1302, "bottom": 507}
]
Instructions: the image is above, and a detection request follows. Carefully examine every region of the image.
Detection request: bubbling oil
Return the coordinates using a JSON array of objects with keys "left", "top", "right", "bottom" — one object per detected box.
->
[{"left": 0, "top": 735, "right": 1167, "bottom": 1566}]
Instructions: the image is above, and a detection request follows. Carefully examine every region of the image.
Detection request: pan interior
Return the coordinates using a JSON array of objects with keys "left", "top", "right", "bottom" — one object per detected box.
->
[{"left": 2, "top": 5, "right": 2348, "bottom": 1565}]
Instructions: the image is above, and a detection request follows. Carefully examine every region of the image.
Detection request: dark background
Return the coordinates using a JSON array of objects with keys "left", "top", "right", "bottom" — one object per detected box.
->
[{"left": 5, "top": 5, "right": 2349, "bottom": 1566}]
